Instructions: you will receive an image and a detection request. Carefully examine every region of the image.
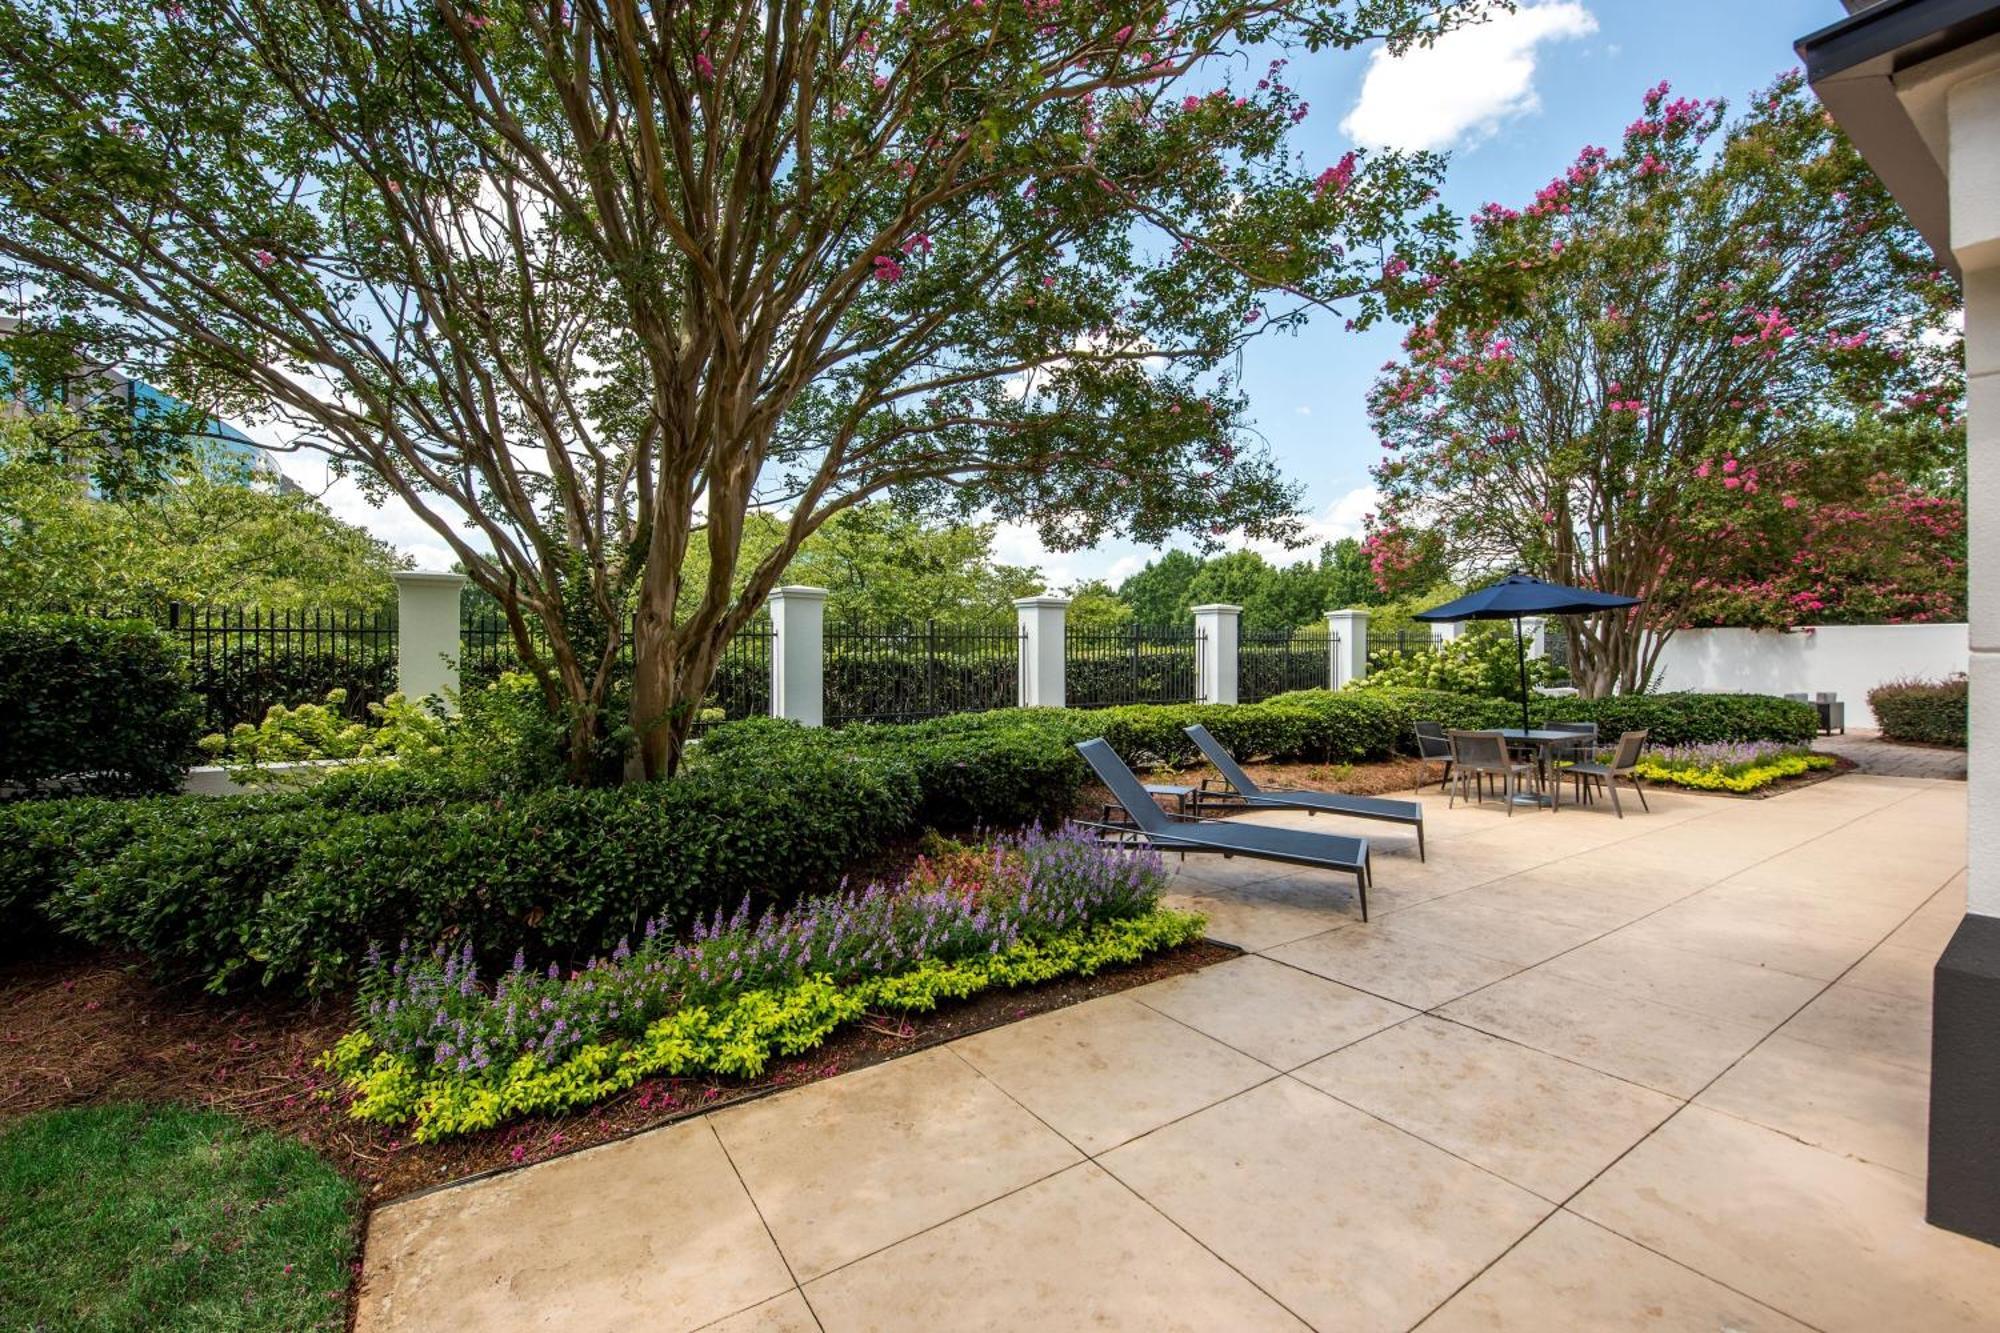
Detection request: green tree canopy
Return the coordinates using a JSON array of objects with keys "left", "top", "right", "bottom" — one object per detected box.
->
[
  {"left": 0, "top": 0, "right": 1484, "bottom": 778},
  {"left": 0, "top": 416, "right": 404, "bottom": 612}
]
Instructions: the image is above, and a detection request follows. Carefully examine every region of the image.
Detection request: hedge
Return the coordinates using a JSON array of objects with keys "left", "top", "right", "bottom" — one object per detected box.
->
[
  {"left": 0, "top": 617, "right": 201, "bottom": 796},
  {"left": 0, "top": 683, "right": 1817, "bottom": 995},
  {"left": 1869, "top": 677, "right": 1967, "bottom": 748}
]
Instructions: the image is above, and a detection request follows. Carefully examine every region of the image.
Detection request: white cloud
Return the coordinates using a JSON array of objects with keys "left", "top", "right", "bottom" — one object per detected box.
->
[
  {"left": 1341, "top": 2, "right": 1597, "bottom": 152},
  {"left": 1295, "top": 405, "right": 1313, "bottom": 416},
  {"left": 1236, "top": 486, "right": 1378, "bottom": 565}
]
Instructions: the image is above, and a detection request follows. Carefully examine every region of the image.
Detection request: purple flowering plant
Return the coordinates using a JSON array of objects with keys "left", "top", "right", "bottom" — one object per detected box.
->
[{"left": 359, "top": 824, "right": 1166, "bottom": 1075}]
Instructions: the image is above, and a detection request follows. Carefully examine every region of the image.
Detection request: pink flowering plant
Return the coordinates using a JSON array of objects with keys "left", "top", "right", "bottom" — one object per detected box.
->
[
  {"left": 0, "top": 0, "right": 1489, "bottom": 782},
  {"left": 1366, "top": 73, "right": 1961, "bottom": 694}
]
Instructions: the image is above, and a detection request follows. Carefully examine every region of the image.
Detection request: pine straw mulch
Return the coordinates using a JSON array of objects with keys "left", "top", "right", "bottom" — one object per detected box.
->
[
  {"left": 1074, "top": 754, "right": 1438, "bottom": 821},
  {"left": 0, "top": 936, "right": 1235, "bottom": 1207}
]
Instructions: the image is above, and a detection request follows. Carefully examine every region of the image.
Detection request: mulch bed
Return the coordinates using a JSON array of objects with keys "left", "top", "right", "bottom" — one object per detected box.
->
[
  {"left": 0, "top": 937, "right": 1236, "bottom": 1207},
  {"left": 1074, "top": 755, "right": 1436, "bottom": 820}
]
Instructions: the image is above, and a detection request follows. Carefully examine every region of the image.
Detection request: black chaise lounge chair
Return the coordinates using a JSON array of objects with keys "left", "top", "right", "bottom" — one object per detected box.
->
[
  {"left": 1182, "top": 724, "right": 1426, "bottom": 861},
  {"left": 1076, "top": 738, "right": 1372, "bottom": 921}
]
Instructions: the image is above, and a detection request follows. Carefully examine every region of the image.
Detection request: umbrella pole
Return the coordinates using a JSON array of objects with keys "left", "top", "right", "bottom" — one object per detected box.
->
[{"left": 1516, "top": 615, "right": 1531, "bottom": 734}]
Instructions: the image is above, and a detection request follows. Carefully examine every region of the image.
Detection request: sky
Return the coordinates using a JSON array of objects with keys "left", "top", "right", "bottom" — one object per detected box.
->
[{"left": 270, "top": 0, "right": 1850, "bottom": 589}]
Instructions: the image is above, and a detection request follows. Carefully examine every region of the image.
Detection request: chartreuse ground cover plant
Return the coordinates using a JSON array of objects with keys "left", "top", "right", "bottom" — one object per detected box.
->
[
  {"left": 326, "top": 827, "right": 1201, "bottom": 1141},
  {"left": 0, "top": 1103, "right": 358, "bottom": 1331},
  {"left": 1628, "top": 742, "right": 1835, "bottom": 794}
]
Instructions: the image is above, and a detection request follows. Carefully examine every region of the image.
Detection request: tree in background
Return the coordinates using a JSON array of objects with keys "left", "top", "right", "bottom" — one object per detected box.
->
[
  {"left": 1677, "top": 416, "right": 1966, "bottom": 628},
  {"left": 1118, "top": 549, "right": 1204, "bottom": 625},
  {"left": 1367, "top": 73, "right": 1962, "bottom": 695},
  {"left": 0, "top": 417, "right": 403, "bottom": 612},
  {"left": 675, "top": 504, "right": 1041, "bottom": 628},
  {"left": 0, "top": 0, "right": 1483, "bottom": 779}
]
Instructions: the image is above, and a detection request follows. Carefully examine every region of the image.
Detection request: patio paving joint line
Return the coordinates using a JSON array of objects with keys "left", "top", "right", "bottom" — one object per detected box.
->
[{"left": 702, "top": 1117, "right": 824, "bottom": 1332}]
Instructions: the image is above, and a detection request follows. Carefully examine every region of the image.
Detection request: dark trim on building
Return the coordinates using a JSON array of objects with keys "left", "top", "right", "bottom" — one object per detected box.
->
[
  {"left": 1800, "top": 0, "right": 2000, "bottom": 82},
  {"left": 1930, "top": 912, "right": 2000, "bottom": 1244},
  {"left": 1797, "top": 0, "right": 2000, "bottom": 282}
]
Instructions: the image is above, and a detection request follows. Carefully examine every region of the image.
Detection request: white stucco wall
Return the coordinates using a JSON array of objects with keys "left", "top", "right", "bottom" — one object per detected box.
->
[{"left": 1650, "top": 623, "right": 1968, "bottom": 728}]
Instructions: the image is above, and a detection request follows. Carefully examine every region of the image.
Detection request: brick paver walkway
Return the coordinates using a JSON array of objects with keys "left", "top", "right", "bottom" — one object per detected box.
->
[
  {"left": 1818, "top": 728, "right": 1967, "bottom": 779},
  {"left": 357, "top": 775, "right": 1994, "bottom": 1332}
]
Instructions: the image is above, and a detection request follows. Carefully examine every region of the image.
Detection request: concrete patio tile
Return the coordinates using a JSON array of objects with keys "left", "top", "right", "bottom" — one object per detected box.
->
[
  {"left": 1697, "top": 881, "right": 1917, "bottom": 940},
  {"left": 699, "top": 1290, "right": 818, "bottom": 1332},
  {"left": 1436, "top": 969, "right": 1767, "bottom": 1098},
  {"left": 1294, "top": 1017, "right": 1677, "bottom": 1202},
  {"left": 1617, "top": 902, "right": 1878, "bottom": 981},
  {"left": 1572, "top": 1105, "right": 2000, "bottom": 1332},
  {"left": 1172, "top": 855, "right": 1313, "bottom": 892},
  {"left": 1886, "top": 900, "right": 1967, "bottom": 953},
  {"left": 1416, "top": 1209, "right": 1812, "bottom": 1333},
  {"left": 1467, "top": 874, "right": 1679, "bottom": 932},
  {"left": 1778, "top": 983, "right": 1933, "bottom": 1074},
  {"left": 1129, "top": 954, "right": 1415, "bottom": 1070},
  {"left": 1536, "top": 932, "right": 1825, "bottom": 1028},
  {"left": 1843, "top": 941, "right": 1940, "bottom": 1003},
  {"left": 1262, "top": 923, "right": 1521, "bottom": 1010},
  {"left": 802, "top": 1162, "right": 1307, "bottom": 1333},
  {"left": 1101, "top": 1078, "right": 1548, "bottom": 1333},
  {"left": 951, "top": 994, "right": 1271, "bottom": 1154},
  {"left": 355, "top": 1119, "right": 793, "bottom": 1333},
  {"left": 1162, "top": 884, "right": 1356, "bottom": 953},
  {"left": 1373, "top": 895, "right": 1607, "bottom": 968},
  {"left": 1695, "top": 1034, "right": 1929, "bottom": 1178},
  {"left": 709, "top": 1046, "right": 1081, "bottom": 1280}
]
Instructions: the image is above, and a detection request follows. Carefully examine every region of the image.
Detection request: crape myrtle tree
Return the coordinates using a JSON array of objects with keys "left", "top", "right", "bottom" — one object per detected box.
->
[
  {"left": 0, "top": 0, "right": 1486, "bottom": 780},
  {"left": 1365, "top": 73, "right": 1962, "bottom": 695}
]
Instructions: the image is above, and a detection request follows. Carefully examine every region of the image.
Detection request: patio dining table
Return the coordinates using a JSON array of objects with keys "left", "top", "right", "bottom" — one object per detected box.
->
[{"left": 1495, "top": 727, "right": 1589, "bottom": 808}]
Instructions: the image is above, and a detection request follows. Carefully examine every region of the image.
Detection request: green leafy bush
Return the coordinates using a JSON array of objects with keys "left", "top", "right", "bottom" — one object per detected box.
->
[
  {"left": 1869, "top": 677, "right": 1967, "bottom": 748},
  {"left": 38, "top": 748, "right": 917, "bottom": 995},
  {"left": 1356, "top": 630, "right": 1568, "bottom": 698},
  {"left": 0, "top": 617, "right": 200, "bottom": 795},
  {"left": 1535, "top": 692, "right": 1817, "bottom": 747}
]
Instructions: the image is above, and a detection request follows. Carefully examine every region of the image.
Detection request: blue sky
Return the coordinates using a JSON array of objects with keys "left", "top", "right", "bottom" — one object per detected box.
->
[{"left": 292, "top": 0, "right": 1850, "bottom": 584}]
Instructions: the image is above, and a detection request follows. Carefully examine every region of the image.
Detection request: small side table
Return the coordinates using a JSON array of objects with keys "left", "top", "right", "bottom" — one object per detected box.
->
[{"left": 1101, "top": 783, "right": 1196, "bottom": 826}]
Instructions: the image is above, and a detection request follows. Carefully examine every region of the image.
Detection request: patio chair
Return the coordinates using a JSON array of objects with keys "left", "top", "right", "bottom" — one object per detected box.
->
[
  {"left": 1182, "top": 725, "right": 1425, "bottom": 861},
  {"left": 1542, "top": 721, "right": 1598, "bottom": 783},
  {"left": 1446, "top": 730, "right": 1539, "bottom": 815},
  {"left": 1413, "top": 720, "right": 1455, "bottom": 793},
  {"left": 1075, "top": 739, "right": 1372, "bottom": 920},
  {"left": 1563, "top": 729, "right": 1651, "bottom": 817}
]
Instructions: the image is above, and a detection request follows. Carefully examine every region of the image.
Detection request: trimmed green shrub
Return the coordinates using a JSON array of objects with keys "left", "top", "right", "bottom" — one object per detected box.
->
[
  {"left": 1869, "top": 677, "right": 1967, "bottom": 748},
  {"left": 37, "top": 749, "right": 918, "bottom": 995},
  {"left": 1534, "top": 692, "right": 1817, "bottom": 747},
  {"left": 0, "top": 617, "right": 200, "bottom": 795}
]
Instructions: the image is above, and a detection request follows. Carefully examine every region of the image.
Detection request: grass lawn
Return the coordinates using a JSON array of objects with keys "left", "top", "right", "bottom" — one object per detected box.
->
[{"left": 0, "top": 1103, "right": 359, "bottom": 1331}]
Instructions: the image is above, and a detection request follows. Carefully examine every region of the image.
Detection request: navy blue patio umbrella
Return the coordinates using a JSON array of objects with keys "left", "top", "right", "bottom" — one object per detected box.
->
[{"left": 1414, "top": 574, "right": 1642, "bottom": 732}]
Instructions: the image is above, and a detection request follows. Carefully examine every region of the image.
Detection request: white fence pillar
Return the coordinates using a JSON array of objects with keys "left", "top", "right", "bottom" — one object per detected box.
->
[
  {"left": 768, "top": 585, "right": 827, "bottom": 726},
  {"left": 392, "top": 570, "right": 467, "bottom": 710},
  {"left": 1192, "top": 604, "right": 1240, "bottom": 705},
  {"left": 1431, "top": 619, "right": 1464, "bottom": 646},
  {"left": 1521, "top": 617, "right": 1547, "bottom": 661},
  {"left": 1326, "top": 608, "right": 1370, "bottom": 689},
  {"left": 1014, "top": 595, "right": 1069, "bottom": 707}
]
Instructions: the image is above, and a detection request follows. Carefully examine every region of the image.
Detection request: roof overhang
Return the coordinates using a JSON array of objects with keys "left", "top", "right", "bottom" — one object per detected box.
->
[{"left": 1798, "top": 0, "right": 2000, "bottom": 278}]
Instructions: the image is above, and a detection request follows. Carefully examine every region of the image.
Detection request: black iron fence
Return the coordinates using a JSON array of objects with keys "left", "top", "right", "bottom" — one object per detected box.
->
[
  {"left": 1239, "top": 627, "right": 1332, "bottom": 703},
  {"left": 1065, "top": 623, "right": 1202, "bottom": 709},
  {"left": 158, "top": 603, "right": 399, "bottom": 734},
  {"left": 824, "top": 621, "right": 1023, "bottom": 725},
  {"left": 1365, "top": 627, "right": 1439, "bottom": 670},
  {"left": 462, "top": 609, "right": 774, "bottom": 730}
]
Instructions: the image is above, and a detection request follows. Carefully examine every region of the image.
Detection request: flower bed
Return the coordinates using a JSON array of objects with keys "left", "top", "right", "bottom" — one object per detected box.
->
[
  {"left": 1630, "top": 742, "right": 1836, "bottom": 793},
  {"left": 325, "top": 826, "right": 1202, "bottom": 1141}
]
